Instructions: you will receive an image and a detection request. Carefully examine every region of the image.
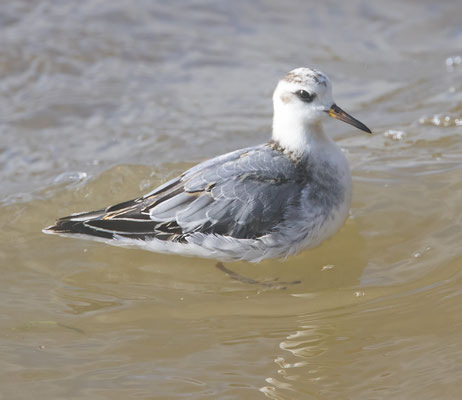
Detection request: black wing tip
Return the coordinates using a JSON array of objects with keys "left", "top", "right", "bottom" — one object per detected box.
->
[
  {"left": 42, "top": 217, "right": 116, "bottom": 240},
  {"left": 42, "top": 219, "right": 82, "bottom": 235},
  {"left": 42, "top": 208, "right": 108, "bottom": 235}
]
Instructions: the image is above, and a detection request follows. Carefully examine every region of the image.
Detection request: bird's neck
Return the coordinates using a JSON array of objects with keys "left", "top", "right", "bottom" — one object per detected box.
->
[{"left": 272, "top": 114, "right": 330, "bottom": 157}]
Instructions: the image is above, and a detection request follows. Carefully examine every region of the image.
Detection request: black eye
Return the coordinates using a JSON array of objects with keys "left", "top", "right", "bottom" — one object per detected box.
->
[{"left": 296, "top": 90, "right": 316, "bottom": 103}]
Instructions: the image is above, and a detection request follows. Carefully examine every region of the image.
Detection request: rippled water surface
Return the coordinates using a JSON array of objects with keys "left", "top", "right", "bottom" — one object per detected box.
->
[{"left": 1, "top": 1, "right": 462, "bottom": 399}]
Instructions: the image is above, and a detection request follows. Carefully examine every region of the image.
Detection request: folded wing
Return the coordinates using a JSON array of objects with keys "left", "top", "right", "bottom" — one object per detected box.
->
[{"left": 44, "top": 145, "right": 308, "bottom": 242}]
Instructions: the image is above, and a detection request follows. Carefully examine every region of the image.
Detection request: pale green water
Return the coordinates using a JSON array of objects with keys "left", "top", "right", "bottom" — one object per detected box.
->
[{"left": 1, "top": 1, "right": 462, "bottom": 399}]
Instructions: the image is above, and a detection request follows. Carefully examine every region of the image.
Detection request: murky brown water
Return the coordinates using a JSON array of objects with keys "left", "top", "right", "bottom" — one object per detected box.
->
[{"left": 1, "top": 0, "right": 462, "bottom": 399}]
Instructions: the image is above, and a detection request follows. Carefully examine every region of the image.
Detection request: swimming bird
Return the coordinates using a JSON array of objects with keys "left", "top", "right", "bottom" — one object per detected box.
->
[{"left": 43, "top": 68, "right": 371, "bottom": 263}]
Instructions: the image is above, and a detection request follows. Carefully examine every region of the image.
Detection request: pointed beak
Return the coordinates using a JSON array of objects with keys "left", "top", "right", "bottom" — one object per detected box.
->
[{"left": 325, "top": 104, "right": 371, "bottom": 134}]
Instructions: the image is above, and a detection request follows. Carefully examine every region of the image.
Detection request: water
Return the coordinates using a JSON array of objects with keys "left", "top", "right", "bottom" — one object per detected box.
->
[{"left": 1, "top": 0, "right": 462, "bottom": 399}]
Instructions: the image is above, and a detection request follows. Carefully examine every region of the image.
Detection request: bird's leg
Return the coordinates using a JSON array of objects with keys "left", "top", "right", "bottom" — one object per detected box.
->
[{"left": 215, "top": 262, "right": 301, "bottom": 290}]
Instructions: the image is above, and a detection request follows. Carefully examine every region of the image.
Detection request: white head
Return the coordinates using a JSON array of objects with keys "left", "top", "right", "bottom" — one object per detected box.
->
[{"left": 272, "top": 67, "right": 371, "bottom": 155}]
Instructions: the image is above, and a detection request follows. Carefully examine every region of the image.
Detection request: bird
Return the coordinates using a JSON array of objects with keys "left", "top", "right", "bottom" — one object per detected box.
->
[{"left": 43, "top": 67, "right": 371, "bottom": 263}]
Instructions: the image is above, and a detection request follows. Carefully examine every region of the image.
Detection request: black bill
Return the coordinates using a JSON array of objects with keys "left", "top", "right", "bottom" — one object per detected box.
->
[{"left": 326, "top": 104, "right": 371, "bottom": 134}]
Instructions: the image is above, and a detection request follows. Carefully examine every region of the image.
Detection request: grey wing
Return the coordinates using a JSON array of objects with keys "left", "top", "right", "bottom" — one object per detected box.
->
[
  {"left": 172, "top": 147, "right": 306, "bottom": 239},
  {"left": 45, "top": 145, "right": 307, "bottom": 241}
]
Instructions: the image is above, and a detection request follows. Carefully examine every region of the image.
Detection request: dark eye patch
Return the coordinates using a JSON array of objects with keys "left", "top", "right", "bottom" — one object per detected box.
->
[{"left": 295, "top": 90, "right": 316, "bottom": 103}]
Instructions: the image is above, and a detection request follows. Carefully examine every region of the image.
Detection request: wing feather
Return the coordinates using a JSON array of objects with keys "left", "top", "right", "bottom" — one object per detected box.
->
[{"left": 44, "top": 144, "right": 309, "bottom": 242}]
